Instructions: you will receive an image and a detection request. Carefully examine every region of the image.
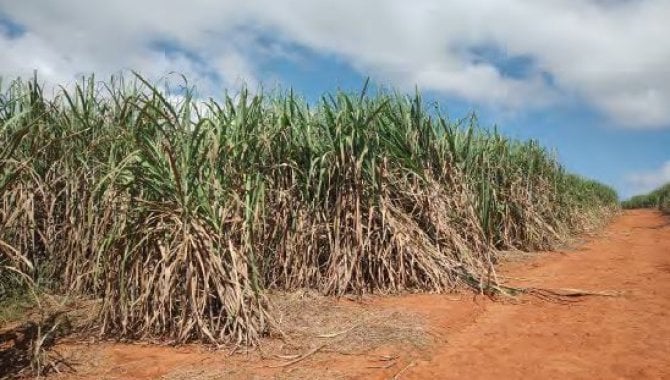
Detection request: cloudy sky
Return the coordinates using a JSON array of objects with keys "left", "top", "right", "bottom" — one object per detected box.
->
[{"left": 1, "top": 0, "right": 669, "bottom": 198}]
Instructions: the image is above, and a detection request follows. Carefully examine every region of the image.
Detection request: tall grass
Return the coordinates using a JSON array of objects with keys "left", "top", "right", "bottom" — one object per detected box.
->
[
  {"left": 622, "top": 183, "right": 670, "bottom": 212},
  {"left": 0, "top": 74, "right": 618, "bottom": 344}
]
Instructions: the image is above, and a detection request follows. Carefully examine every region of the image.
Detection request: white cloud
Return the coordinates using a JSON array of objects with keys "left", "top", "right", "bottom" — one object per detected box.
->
[
  {"left": 625, "top": 161, "right": 670, "bottom": 196},
  {"left": 0, "top": 1, "right": 258, "bottom": 92},
  {"left": 1, "top": 0, "right": 669, "bottom": 128}
]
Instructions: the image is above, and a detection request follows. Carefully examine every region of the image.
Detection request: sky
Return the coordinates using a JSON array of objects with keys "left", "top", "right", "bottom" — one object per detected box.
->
[{"left": 0, "top": 0, "right": 668, "bottom": 198}]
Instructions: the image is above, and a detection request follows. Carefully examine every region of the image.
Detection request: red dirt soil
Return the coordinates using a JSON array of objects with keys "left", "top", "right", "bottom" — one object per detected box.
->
[{"left": 53, "top": 210, "right": 670, "bottom": 379}]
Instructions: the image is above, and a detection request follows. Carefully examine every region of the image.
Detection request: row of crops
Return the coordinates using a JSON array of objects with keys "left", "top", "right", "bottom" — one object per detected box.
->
[
  {"left": 0, "top": 75, "right": 618, "bottom": 344},
  {"left": 622, "top": 183, "right": 670, "bottom": 212}
]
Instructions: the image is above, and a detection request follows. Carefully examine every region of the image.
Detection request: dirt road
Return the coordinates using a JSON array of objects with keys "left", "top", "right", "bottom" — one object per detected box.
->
[
  {"left": 54, "top": 210, "right": 670, "bottom": 379},
  {"left": 402, "top": 210, "right": 670, "bottom": 379}
]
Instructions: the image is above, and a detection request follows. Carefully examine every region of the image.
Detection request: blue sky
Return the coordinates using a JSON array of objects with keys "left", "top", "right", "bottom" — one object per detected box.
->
[{"left": 1, "top": 1, "right": 669, "bottom": 198}]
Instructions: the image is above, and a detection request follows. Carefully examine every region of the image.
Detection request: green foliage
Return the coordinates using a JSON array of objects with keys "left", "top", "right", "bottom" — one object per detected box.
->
[
  {"left": 622, "top": 183, "right": 670, "bottom": 212},
  {"left": 0, "top": 287, "right": 34, "bottom": 325},
  {"left": 0, "top": 74, "right": 618, "bottom": 344}
]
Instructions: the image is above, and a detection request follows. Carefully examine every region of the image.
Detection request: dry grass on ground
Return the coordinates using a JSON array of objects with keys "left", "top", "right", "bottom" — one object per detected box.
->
[{"left": 0, "top": 291, "right": 430, "bottom": 379}]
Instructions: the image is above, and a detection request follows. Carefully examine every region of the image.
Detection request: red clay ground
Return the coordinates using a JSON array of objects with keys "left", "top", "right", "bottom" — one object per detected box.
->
[{"left": 52, "top": 210, "right": 670, "bottom": 379}]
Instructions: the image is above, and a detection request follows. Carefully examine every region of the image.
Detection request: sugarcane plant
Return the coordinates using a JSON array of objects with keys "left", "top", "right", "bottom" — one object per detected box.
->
[{"left": 0, "top": 73, "right": 619, "bottom": 345}]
